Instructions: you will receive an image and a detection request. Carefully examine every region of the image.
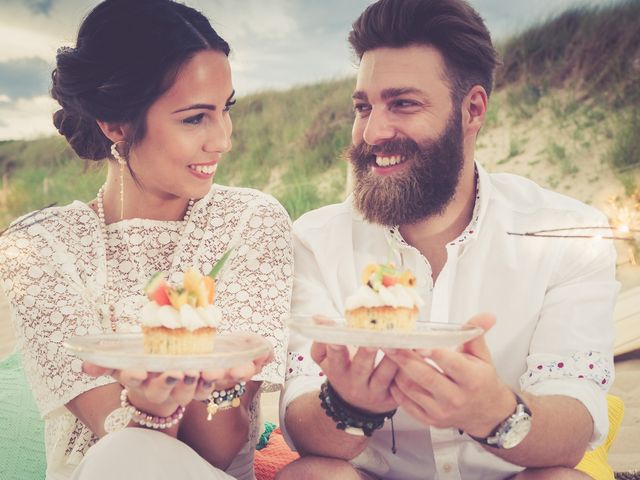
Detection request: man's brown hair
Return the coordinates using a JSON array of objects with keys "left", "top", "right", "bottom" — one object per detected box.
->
[{"left": 348, "top": 0, "right": 499, "bottom": 103}]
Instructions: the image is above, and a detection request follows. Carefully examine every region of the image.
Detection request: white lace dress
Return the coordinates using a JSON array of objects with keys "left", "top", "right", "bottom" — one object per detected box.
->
[{"left": 0, "top": 184, "right": 293, "bottom": 480}]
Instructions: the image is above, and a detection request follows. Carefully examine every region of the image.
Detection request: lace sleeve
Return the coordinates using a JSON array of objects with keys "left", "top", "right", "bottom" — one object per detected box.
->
[
  {"left": 215, "top": 195, "right": 293, "bottom": 391},
  {"left": 0, "top": 214, "right": 112, "bottom": 418}
]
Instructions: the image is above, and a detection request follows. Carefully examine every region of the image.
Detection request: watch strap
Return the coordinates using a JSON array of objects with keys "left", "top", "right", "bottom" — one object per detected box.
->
[{"left": 469, "top": 393, "right": 531, "bottom": 447}]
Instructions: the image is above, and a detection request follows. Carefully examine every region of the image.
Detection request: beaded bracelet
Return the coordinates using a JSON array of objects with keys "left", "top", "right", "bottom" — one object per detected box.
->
[
  {"left": 319, "top": 381, "right": 396, "bottom": 437},
  {"left": 205, "top": 381, "right": 247, "bottom": 420},
  {"left": 104, "top": 388, "right": 185, "bottom": 433},
  {"left": 123, "top": 388, "right": 185, "bottom": 430}
]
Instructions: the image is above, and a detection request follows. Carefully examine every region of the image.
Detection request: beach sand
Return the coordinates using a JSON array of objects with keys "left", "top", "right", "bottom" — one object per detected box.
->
[{"left": 0, "top": 289, "right": 637, "bottom": 472}]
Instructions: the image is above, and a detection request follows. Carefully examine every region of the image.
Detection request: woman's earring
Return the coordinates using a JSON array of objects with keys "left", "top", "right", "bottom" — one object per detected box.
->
[{"left": 110, "top": 141, "right": 128, "bottom": 220}]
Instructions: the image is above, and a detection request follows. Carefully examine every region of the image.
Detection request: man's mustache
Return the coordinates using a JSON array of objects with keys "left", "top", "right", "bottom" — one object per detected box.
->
[{"left": 351, "top": 138, "right": 422, "bottom": 159}]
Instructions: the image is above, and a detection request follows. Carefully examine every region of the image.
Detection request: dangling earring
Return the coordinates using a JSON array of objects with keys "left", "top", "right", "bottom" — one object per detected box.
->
[{"left": 110, "top": 141, "right": 128, "bottom": 220}]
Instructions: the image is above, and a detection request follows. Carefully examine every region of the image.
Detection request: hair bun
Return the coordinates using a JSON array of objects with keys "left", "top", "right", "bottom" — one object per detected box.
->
[{"left": 52, "top": 108, "right": 110, "bottom": 161}]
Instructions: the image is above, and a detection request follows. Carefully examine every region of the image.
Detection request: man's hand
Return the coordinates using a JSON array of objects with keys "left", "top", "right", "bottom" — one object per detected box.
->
[
  {"left": 311, "top": 341, "right": 399, "bottom": 413},
  {"left": 386, "top": 313, "right": 516, "bottom": 436}
]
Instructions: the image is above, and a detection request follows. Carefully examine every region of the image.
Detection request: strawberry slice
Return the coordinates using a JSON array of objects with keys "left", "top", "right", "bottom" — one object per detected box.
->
[
  {"left": 382, "top": 275, "right": 398, "bottom": 287},
  {"left": 152, "top": 284, "right": 171, "bottom": 306},
  {"left": 145, "top": 272, "right": 172, "bottom": 306}
]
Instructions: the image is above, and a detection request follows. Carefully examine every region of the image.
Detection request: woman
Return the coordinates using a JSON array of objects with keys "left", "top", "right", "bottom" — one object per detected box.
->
[{"left": 0, "top": 1, "right": 292, "bottom": 479}]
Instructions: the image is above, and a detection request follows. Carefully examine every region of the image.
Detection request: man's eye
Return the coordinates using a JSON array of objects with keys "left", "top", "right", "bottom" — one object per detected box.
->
[
  {"left": 183, "top": 113, "right": 205, "bottom": 125},
  {"left": 353, "top": 103, "right": 371, "bottom": 114},
  {"left": 224, "top": 99, "right": 236, "bottom": 112},
  {"left": 392, "top": 99, "right": 418, "bottom": 108}
]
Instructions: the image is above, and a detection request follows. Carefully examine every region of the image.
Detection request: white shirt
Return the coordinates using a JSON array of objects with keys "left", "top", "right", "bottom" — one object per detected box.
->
[{"left": 280, "top": 164, "right": 619, "bottom": 480}]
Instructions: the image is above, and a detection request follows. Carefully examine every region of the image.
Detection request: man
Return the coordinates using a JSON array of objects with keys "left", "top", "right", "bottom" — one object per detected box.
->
[{"left": 278, "top": 0, "right": 619, "bottom": 478}]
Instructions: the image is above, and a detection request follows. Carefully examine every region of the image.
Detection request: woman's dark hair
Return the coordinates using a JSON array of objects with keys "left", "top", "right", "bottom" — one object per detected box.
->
[
  {"left": 348, "top": 0, "right": 499, "bottom": 104},
  {"left": 52, "top": 0, "right": 230, "bottom": 160}
]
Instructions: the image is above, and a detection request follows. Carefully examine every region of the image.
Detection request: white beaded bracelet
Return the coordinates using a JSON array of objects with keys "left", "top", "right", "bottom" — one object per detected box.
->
[{"left": 103, "top": 388, "right": 185, "bottom": 433}]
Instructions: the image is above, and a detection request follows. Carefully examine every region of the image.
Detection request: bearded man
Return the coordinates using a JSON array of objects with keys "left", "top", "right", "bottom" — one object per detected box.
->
[{"left": 278, "top": 1, "right": 619, "bottom": 479}]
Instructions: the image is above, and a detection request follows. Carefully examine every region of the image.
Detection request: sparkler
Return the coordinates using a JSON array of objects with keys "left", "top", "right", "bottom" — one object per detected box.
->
[{"left": 507, "top": 194, "right": 640, "bottom": 265}]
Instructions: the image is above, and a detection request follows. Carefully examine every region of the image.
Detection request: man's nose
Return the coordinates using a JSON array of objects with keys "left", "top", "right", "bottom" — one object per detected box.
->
[{"left": 362, "top": 109, "right": 396, "bottom": 146}]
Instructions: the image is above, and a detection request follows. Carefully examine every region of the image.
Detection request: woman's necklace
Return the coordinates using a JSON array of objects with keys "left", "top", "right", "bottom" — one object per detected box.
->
[{"left": 96, "top": 185, "right": 195, "bottom": 332}]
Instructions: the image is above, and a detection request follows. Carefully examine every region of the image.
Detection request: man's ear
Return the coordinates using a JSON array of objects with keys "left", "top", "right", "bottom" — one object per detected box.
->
[
  {"left": 96, "top": 120, "right": 129, "bottom": 144},
  {"left": 461, "top": 85, "right": 488, "bottom": 139}
]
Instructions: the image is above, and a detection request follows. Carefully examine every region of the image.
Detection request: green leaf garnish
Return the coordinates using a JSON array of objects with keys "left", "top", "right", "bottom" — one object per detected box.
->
[{"left": 208, "top": 246, "right": 235, "bottom": 279}]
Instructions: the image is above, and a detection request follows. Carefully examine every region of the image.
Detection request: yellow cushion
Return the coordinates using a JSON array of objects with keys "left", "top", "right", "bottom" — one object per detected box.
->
[{"left": 575, "top": 394, "right": 625, "bottom": 480}]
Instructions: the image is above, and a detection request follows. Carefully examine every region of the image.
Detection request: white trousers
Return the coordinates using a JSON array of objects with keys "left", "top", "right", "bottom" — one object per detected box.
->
[{"left": 71, "top": 428, "right": 236, "bottom": 479}]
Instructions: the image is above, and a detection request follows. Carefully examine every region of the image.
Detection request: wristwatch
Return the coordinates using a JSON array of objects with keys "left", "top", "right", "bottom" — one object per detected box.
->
[{"left": 470, "top": 393, "right": 532, "bottom": 449}]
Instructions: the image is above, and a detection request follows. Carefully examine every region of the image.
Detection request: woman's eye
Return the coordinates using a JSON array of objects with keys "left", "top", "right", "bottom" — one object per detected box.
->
[
  {"left": 224, "top": 99, "right": 236, "bottom": 112},
  {"left": 183, "top": 113, "right": 205, "bottom": 125}
]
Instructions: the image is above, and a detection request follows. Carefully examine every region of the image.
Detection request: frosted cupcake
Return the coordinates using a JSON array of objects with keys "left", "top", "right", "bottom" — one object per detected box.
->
[
  {"left": 141, "top": 268, "right": 221, "bottom": 354},
  {"left": 345, "top": 263, "right": 423, "bottom": 331}
]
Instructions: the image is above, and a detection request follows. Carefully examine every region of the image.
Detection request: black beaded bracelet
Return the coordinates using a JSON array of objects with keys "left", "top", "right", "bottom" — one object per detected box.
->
[
  {"left": 204, "top": 381, "right": 247, "bottom": 421},
  {"left": 318, "top": 381, "right": 396, "bottom": 437}
]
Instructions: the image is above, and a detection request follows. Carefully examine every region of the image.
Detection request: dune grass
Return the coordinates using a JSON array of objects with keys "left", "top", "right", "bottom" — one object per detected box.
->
[{"left": 1, "top": 1, "right": 639, "bottom": 227}]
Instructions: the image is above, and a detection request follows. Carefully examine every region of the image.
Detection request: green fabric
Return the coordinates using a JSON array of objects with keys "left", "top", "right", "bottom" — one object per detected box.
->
[
  {"left": 0, "top": 351, "right": 46, "bottom": 480},
  {"left": 256, "top": 421, "right": 277, "bottom": 450}
]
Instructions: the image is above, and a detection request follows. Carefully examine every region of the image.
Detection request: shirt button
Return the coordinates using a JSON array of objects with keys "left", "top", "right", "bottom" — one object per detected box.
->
[{"left": 443, "top": 463, "right": 453, "bottom": 473}]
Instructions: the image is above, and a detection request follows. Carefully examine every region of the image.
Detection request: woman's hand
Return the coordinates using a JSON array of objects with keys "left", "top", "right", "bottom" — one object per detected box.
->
[
  {"left": 196, "top": 347, "right": 274, "bottom": 391},
  {"left": 82, "top": 364, "right": 214, "bottom": 417},
  {"left": 81, "top": 346, "right": 272, "bottom": 415}
]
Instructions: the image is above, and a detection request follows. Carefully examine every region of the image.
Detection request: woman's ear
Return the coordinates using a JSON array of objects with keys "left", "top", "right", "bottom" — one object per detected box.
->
[
  {"left": 96, "top": 120, "right": 129, "bottom": 144},
  {"left": 461, "top": 85, "right": 488, "bottom": 139}
]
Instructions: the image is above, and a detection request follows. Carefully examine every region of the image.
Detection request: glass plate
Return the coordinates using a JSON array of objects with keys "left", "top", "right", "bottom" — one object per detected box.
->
[
  {"left": 288, "top": 318, "right": 483, "bottom": 349},
  {"left": 64, "top": 332, "right": 271, "bottom": 371}
]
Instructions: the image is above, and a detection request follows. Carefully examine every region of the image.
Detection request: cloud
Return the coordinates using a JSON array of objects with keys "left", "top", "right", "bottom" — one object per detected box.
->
[
  {"left": 0, "top": 58, "right": 52, "bottom": 100},
  {"left": 470, "top": 0, "right": 610, "bottom": 39},
  {"left": 0, "top": 23, "right": 62, "bottom": 63},
  {"left": 1, "top": 0, "right": 57, "bottom": 15},
  {"left": 0, "top": 0, "right": 626, "bottom": 141},
  {"left": 0, "top": 95, "right": 58, "bottom": 141},
  {"left": 23, "top": 0, "right": 56, "bottom": 15}
]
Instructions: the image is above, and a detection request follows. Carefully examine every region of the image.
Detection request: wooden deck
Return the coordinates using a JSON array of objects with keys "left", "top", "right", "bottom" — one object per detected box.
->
[{"left": 614, "top": 286, "right": 640, "bottom": 357}]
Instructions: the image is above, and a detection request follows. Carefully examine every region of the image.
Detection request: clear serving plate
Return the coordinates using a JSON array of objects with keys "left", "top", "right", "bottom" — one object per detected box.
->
[
  {"left": 64, "top": 331, "right": 271, "bottom": 371},
  {"left": 288, "top": 317, "right": 483, "bottom": 349}
]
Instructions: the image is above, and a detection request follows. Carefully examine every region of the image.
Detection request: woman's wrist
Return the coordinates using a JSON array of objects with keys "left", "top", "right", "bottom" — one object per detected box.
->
[{"left": 126, "top": 388, "right": 182, "bottom": 418}]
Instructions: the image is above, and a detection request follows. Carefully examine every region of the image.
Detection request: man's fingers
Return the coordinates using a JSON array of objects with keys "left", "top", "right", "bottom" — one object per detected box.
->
[
  {"left": 310, "top": 342, "right": 328, "bottom": 364},
  {"left": 349, "top": 347, "right": 379, "bottom": 388},
  {"left": 393, "top": 371, "right": 446, "bottom": 418},
  {"left": 368, "top": 355, "right": 399, "bottom": 391},
  {"left": 390, "top": 383, "right": 435, "bottom": 427},
  {"left": 461, "top": 313, "right": 495, "bottom": 362},
  {"left": 322, "top": 344, "right": 351, "bottom": 378}
]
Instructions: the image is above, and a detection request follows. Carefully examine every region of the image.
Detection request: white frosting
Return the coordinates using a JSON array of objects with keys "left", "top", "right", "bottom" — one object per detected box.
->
[
  {"left": 140, "top": 302, "right": 221, "bottom": 331},
  {"left": 345, "top": 284, "right": 424, "bottom": 310}
]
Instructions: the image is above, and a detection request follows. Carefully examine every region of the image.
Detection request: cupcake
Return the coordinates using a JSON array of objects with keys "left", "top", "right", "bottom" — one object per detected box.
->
[
  {"left": 140, "top": 268, "right": 221, "bottom": 354},
  {"left": 345, "top": 263, "right": 423, "bottom": 331}
]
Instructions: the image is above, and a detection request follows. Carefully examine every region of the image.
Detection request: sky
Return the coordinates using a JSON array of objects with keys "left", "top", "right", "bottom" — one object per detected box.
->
[{"left": 0, "top": 0, "right": 617, "bottom": 141}]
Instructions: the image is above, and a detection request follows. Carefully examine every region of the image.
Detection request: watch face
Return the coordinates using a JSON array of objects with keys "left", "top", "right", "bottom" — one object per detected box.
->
[{"left": 501, "top": 416, "right": 532, "bottom": 449}]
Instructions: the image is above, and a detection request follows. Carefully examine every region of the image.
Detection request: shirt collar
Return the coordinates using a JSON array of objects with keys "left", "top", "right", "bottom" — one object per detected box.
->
[{"left": 386, "top": 161, "right": 491, "bottom": 248}]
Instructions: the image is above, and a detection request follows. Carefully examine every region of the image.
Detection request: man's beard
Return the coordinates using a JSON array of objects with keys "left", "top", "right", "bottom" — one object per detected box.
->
[{"left": 348, "top": 109, "right": 464, "bottom": 226}]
